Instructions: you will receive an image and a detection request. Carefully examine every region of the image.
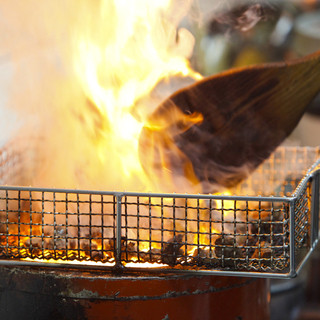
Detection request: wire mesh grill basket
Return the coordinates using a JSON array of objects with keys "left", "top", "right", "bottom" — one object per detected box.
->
[{"left": 0, "top": 144, "right": 319, "bottom": 278}]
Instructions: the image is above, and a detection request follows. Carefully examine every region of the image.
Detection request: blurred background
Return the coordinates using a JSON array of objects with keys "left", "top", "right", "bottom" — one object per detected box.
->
[{"left": 181, "top": 1, "right": 320, "bottom": 319}]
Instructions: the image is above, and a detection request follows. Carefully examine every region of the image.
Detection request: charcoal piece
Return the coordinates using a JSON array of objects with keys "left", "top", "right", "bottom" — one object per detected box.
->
[
  {"left": 191, "top": 248, "right": 216, "bottom": 266},
  {"left": 250, "top": 220, "right": 286, "bottom": 258},
  {"left": 140, "top": 248, "right": 162, "bottom": 263},
  {"left": 251, "top": 244, "right": 273, "bottom": 267},
  {"left": 27, "top": 246, "right": 42, "bottom": 258},
  {"left": 107, "top": 236, "right": 136, "bottom": 260},
  {"left": 82, "top": 241, "right": 95, "bottom": 253},
  {"left": 257, "top": 220, "right": 284, "bottom": 237},
  {"left": 215, "top": 236, "right": 243, "bottom": 268},
  {"left": 92, "top": 250, "right": 104, "bottom": 261},
  {"left": 261, "top": 248, "right": 272, "bottom": 260},
  {"left": 162, "top": 234, "right": 184, "bottom": 266},
  {"left": 106, "top": 238, "right": 116, "bottom": 251},
  {"left": 0, "top": 224, "right": 6, "bottom": 234},
  {"left": 121, "top": 241, "right": 136, "bottom": 261},
  {"left": 23, "top": 238, "right": 42, "bottom": 257},
  {"left": 272, "top": 239, "right": 287, "bottom": 259},
  {"left": 242, "top": 236, "right": 258, "bottom": 259},
  {"left": 249, "top": 203, "right": 287, "bottom": 253},
  {"left": 102, "top": 239, "right": 116, "bottom": 257}
]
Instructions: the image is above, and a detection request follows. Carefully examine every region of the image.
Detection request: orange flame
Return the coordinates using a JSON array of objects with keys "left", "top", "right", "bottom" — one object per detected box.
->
[{"left": 69, "top": 0, "right": 202, "bottom": 192}]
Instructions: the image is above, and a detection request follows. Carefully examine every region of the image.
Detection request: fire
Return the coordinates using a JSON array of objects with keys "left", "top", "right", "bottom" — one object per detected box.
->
[
  {"left": 70, "top": 0, "right": 202, "bottom": 192},
  {"left": 0, "top": 0, "right": 202, "bottom": 193}
]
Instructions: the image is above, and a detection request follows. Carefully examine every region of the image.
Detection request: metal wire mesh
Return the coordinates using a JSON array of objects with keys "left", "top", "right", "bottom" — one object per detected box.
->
[
  {"left": 0, "top": 190, "right": 117, "bottom": 262},
  {"left": 0, "top": 145, "right": 318, "bottom": 278}
]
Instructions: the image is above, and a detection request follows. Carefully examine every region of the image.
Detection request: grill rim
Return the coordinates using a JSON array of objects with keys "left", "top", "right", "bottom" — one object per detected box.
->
[{"left": 0, "top": 147, "right": 318, "bottom": 279}]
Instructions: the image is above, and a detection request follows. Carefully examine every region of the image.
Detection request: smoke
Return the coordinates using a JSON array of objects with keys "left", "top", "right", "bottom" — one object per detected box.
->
[
  {"left": 207, "top": 0, "right": 278, "bottom": 34},
  {"left": 187, "top": 0, "right": 279, "bottom": 28}
]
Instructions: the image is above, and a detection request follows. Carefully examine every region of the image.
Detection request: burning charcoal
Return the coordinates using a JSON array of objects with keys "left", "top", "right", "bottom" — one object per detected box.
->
[
  {"left": 191, "top": 247, "right": 216, "bottom": 266},
  {"left": 138, "top": 251, "right": 148, "bottom": 262},
  {"left": 249, "top": 239, "right": 287, "bottom": 270},
  {"left": 102, "top": 251, "right": 114, "bottom": 262},
  {"left": 106, "top": 238, "right": 116, "bottom": 251},
  {"left": 250, "top": 218, "right": 287, "bottom": 256},
  {"left": 67, "top": 251, "right": 78, "bottom": 260},
  {"left": 24, "top": 238, "right": 42, "bottom": 257},
  {"left": 78, "top": 231, "right": 105, "bottom": 260},
  {"left": 251, "top": 242, "right": 273, "bottom": 267},
  {"left": 140, "top": 248, "right": 162, "bottom": 263},
  {"left": 215, "top": 236, "right": 243, "bottom": 268},
  {"left": 108, "top": 236, "right": 128, "bottom": 251},
  {"left": 104, "top": 239, "right": 115, "bottom": 253},
  {"left": 121, "top": 240, "right": 137, "bottom": 261},
  {"left": 92, "top": 250, "right": 104, "bottom": 261},
  {"left": 162, "top": 234, "right": 184, "bottom": 266},
  {"left": 249, "top": 201, "right": 287, "bottom": 252},
  {"left": 150, "top": 248, "right": 162, "bottom": 262},
  {"left": 242, "top": 236, "right": 258, "bottom": 259},
  {"left": 43, "top": 238, "right": 55, "bottom": 250}
]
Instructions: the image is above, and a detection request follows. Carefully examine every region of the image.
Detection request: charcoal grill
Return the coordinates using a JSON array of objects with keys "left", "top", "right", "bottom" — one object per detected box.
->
[{"left": 0, "top": 145, "right": 319, "bottom": 279}]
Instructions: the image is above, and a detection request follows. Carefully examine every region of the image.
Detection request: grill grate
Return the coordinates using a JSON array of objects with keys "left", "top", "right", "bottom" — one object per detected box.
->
[{"left": 0, "top": 146, "right": 319, "bottom": 278}]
